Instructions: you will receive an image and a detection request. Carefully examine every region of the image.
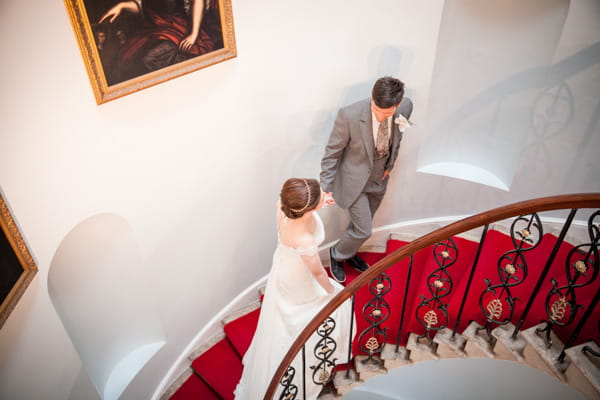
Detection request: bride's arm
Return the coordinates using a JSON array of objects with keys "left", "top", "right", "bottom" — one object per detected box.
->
[{"left": 301, "top": 253, "right": 334, "bottom": 294}]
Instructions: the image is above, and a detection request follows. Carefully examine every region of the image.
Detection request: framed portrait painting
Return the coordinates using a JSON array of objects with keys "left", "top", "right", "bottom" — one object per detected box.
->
[
  {"left": 64, "top": 0, "right": 236, "bottom": 104},
  {"left": 0, "top": 192, "right": 38, "bottom": 329}
]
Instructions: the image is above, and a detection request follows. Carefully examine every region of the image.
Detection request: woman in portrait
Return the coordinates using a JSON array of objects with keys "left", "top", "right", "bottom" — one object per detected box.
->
[{"left": 98, "top": 0, "right": 223, "bottom": 84}]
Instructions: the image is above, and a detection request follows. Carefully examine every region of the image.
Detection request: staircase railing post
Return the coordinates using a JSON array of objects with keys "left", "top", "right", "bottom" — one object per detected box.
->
[
  {"left": 302, "top": 345, "right": 306, "bottom": 400},
  {"left": 452, "top": 225, "right": 489, "bottom": 338},
  {"left": 395, "top": 255, "right": 413, "bottom": 351},
  {"left": 511, "top": 209, "right": 578, "bottom": 339},
  {"left": 345, "top": 295, "right": 355, "bottom": 379}
]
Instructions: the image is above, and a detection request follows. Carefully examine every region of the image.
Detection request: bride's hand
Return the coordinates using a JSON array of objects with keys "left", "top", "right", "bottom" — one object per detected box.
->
[{"left": 323, "top": 192, "right": 335, "bottom": 206}]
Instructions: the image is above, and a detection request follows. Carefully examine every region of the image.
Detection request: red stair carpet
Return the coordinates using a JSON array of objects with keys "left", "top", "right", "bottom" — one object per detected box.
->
[
  {"left": 224, "top": 307, "right": 261, "bottom": 357},
  {"left": 190, "top": 338, "right": 243, "bottom": 400},
  {"left": 169, "top": 373, "right": 219, "bottom": 400}
]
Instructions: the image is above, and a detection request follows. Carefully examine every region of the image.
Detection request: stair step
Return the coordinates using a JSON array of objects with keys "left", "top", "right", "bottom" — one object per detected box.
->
[
  {"left": 565, "top": 342, "right": 600, "bottom": 399},
  {"left": 354, "top": 355, "right": 387, "bottom": 381},
  {"left": 168, "top": 370, "right": 220, "bottom": 400},
  {"left": 191, "top": 338, "right": 243, "bottom": 400},
  {"left": 492, "top": 323, "right": 528, "bottom": 362},
  {"left": 258, "top": 285, "right": 266, "bottom": 301},
  {"left": 380, "top": 344, "right": 412, "bottom": 370},
  {"left": 406, "top": 333, "right": 439, "bottom": 362},
  {"left": 462, "top": 321, "right": 496, "bottom": 358},
  {"left": 520, "top": 323, "right": 570, "bottom": 378},
  {"left": 333, "top": 368, "right": 361, "bottom": 396},
  {"left": 433, "top": 327, "right": 467, "bottom": 358},
  {"left": 223, "top": 304, "right": 261, "bottom": 357}
]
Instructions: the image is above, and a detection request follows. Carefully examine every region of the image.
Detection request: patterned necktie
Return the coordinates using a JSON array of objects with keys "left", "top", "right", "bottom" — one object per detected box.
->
[{"left": 375, "top": 118, "right": 390, "bottom": 157}]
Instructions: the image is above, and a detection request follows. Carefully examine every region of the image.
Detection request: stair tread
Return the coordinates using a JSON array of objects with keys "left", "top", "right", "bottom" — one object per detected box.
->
[
  {"left": 169, "top": 372, "right": 220, "bottom": 400},
  {"left": 192, "top": 338, "right": 243, "bottom": 400},
  {"left": 224, "top": 307, "right": 261, "bottom": 357}
]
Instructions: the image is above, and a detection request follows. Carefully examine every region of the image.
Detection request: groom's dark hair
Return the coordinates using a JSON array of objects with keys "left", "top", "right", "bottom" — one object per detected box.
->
[{"left": 372, "top": 77, "right": 405, "bottom": 108}]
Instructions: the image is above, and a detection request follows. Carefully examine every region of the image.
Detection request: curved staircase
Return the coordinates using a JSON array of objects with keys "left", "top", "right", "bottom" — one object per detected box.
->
[{"left": 162, "top": 196, "right": 600, "bottom": 400}]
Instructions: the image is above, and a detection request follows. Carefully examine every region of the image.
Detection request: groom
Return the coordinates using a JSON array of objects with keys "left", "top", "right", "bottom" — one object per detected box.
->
[{"left": 320, "top": 76, "right": 413, "bottom": 283}]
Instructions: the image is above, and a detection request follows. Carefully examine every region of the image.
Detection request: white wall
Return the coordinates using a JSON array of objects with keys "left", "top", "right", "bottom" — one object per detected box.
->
[
  {"left": 0, "top": 1, "right": 445, "bottom": 399},
  {"left": 0, "top": 0, "right": 598, "bottom": 399},
  {"left": 48, "top": 213, "right": 166, "bottom": 400}
]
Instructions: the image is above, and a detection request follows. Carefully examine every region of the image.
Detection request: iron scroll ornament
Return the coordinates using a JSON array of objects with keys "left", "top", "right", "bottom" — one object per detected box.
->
[
  {"left": 415, "top": 238, "right": 459, "bottom": 346},
  {"left": 477, "top": 213, "right": 543, "bottom": 341},
  {"left": 278, "top": 365, "right": 298, "bottom": 400},
  {"left": 357, "top": 273, "right": 392, "bottom": 364},
  {"left": 537, "top": 210, "right": 599, "bottom": 347},
  {"left": 310, "top": 317, "right": 338, "bottom": 386}
]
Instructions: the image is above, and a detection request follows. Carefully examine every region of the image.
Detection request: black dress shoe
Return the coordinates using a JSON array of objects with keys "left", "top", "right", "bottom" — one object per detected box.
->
[
  {"left": 329, "top": 247, "right": 346, "bottom": 283},
  {"left": 347, "top": 255, "right": 369, "bottom": 272}
]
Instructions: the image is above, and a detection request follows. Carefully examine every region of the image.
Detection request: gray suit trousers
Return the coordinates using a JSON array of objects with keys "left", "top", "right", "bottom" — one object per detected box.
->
[{"left": 331, "top": 189, "right": 385, "bottom": 261}]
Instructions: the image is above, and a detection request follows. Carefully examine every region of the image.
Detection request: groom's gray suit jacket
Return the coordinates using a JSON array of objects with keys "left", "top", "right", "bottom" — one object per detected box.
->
[{"left": 320, "top": 97, "right": 413, "bottom": 209}]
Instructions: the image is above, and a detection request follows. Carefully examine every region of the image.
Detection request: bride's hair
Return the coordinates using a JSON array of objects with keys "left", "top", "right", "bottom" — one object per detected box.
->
[{"left": 280, "top": 178, "right": 321, "bottom": 219}]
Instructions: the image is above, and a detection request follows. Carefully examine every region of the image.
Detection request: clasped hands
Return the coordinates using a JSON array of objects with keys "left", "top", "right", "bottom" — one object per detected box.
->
[{"left": 323, "top": 171, "right": 389, "bottom": 207}]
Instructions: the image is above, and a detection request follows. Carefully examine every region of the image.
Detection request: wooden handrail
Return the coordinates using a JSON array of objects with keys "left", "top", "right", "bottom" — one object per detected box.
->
[{"left": 264, "top": 193, "right": 600, "bottom": 399}]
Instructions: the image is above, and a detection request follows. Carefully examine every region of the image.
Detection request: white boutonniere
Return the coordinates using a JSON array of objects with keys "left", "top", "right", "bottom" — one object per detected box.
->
[{"left": 394, "top": 114, "right": 413, "bottom": 132}]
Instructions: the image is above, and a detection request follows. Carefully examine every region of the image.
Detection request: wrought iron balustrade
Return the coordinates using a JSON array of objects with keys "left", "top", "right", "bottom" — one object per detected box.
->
[{"left": 266, "top": 194, "right": 600, "bottom": 400}]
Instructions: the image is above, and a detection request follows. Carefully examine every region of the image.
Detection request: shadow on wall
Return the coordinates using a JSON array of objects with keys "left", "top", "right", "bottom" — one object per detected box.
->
[
  {"left": 418, "top": 0, "right": 599, "bottom": 192},
  {"left": 338, "top": 46, "right": 411, "bottom": 108},
  {"left": 311, "top": 45, "right": 414, "bottom": 241},
  {"left": 47, "top": 213, "right": 165, "bottom": 400}
]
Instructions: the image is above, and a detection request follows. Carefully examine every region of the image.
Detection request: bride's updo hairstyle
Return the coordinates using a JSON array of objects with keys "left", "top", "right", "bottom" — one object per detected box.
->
[{"left": 280, "top": 178, "right": 321, "bottom": 219}]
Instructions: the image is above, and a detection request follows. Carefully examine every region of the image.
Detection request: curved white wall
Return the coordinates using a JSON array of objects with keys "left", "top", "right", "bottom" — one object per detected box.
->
[
  {"left": 48, "top": 214, "right": 165, "bottom": 400},
  {"left": 0, "top": 1, "right": 598, "bottom": 400},
  {"left": 418, "top": 0, "right": 571, "bottom": 190}
]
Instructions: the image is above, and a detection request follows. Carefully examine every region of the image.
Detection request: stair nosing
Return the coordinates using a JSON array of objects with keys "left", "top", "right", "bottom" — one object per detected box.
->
[
  {"left": 222, "top": 300, "right": 262, "bottom": 326},
  {"left": 565, "top": 342, "right": 600, "bottom": 392},
  {"left": 188, "top": 331, "right": 226, "bottom": 361},
  {"left": 159, "top": 368, "right": 193, "bottom": 400},
  {"left": 358, "top": 244, "right": 387, "bottom": 254},
  {"left": 389, "top": 232, "right": 420, "bottom": 242}
]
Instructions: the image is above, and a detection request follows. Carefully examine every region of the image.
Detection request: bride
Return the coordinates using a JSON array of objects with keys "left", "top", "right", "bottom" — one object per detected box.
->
[{"left": 234, "top": 178, "right": 355, "bottom": 399}]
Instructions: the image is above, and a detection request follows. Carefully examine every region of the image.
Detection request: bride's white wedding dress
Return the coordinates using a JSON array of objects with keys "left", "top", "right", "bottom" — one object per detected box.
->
[{"left": 234, "top": 209, "right": 355, "bottom": 400}]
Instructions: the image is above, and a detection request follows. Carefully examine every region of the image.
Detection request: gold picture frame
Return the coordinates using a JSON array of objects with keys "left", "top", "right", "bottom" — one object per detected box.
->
[
  {"left": 0, "top": 192, "right": 38, "bottom": 329},
  {"left": 64, "top": 0, "right": 237, "bottom": 104}
]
